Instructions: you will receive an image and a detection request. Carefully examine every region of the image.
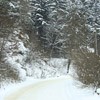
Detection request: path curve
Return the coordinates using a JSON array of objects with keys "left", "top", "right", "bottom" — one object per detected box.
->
[{"left": 4, "top": 76, "right": 71, "bottom": 100}]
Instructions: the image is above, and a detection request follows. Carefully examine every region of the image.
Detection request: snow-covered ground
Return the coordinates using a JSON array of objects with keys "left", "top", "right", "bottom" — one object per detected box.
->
[
  {"left": 1, "top": 29, "right": 100, "bottom": 100},
  {"left": 31, "top": 58, "right": 69, "bottom": 78},
  {"left": 0, "top": 75, "right": 100, "bottom": 100}
]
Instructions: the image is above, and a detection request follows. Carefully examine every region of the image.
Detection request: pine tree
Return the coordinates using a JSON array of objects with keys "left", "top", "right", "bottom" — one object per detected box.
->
[{"left": 31, "top": 0, "right": 70, "bottom": 57}]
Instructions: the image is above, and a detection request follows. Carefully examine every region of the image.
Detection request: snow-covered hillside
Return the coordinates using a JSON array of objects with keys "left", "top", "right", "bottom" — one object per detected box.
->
[{"left": 2, "top": 29, "right": 69, "bottom": 80}]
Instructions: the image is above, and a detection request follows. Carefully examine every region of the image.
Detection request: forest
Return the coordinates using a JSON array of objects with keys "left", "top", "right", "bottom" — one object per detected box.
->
[{"left": 0, "top": 0, "right": 100, "bottom": 89}]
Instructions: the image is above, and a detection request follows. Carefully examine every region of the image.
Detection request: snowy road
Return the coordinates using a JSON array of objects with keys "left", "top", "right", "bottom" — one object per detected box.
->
[
  {"left": 4, "top": 75, "right": 100, "bottom": 100},
  {"left": 4, "top": 76, "right": 70, "bottom": 100}
]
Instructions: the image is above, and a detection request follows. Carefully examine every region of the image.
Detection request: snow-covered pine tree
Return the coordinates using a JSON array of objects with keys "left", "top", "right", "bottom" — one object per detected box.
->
[
  {"left": 31, "top": 0, "right": 49, "bottom": 40},
  {"left": 0, "top": 0, "right": 20, "bottom": 58},
  {"left": 81, "top": 0, "right": 100, "bottom": 55},
  {"left": 31, "top": 0, "right": 71, "bottom": 57}
]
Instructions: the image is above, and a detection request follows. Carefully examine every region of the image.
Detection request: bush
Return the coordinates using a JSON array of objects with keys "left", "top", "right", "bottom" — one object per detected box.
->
[
  {"left": 0, "top": 62, "right": 21, "bottom": 87},
  {"left": 72, "top": 49, "right": 100, "bottom": 88}
]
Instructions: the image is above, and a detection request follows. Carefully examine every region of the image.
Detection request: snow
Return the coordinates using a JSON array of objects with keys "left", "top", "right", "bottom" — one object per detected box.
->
[
  {"left": 18, "top": 42, "right": 29, "bottom": 52},
  {"left": 0, "top": 53, "right": 99, "bottom": 100},
  {"left": 9, "top": 2, "right": 15, "bottom": 8},
  {"left": 0, "top": 77, "right": 40, "bottom": 100},
  {"left": 30, "top": 58, "right": 69, "bottom": 78},
  {"left": 4, "top": 29, "right": 71, "bottom": 79},
  {"left": 0, "top": 75, "right": 100, "bottom": 100},
  {"left": 87, "top": 47, "right": 95, "bottom": 53},
  {"left": 3, "top": 30, "right": 30, "bottom": 80},
  {"left": 5, "top": 56, "right": 26, "bottom": 80},
  {"left": 42, "top": 21, "right": 47, "bottom": 25},
  {"left": 1, "top": 29, "right": 99, "bottom": 100},
  {"left": 97, "top": 88, "right": 100, "bottom": 94}
]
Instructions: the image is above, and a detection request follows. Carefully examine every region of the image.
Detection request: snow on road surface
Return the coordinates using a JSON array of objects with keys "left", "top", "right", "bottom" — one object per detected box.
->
[{"left": 2, "top": 75, "right": 100, "bottom": 100}]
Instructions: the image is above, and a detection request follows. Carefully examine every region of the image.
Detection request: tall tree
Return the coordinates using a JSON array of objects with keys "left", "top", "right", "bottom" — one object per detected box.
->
[{"left": 31, "top": 0, "right": 71, "bottom": 57}]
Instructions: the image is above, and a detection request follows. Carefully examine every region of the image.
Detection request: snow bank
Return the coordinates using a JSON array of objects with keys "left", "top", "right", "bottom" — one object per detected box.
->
[
  {"left": 30, "top": 58, "right": 69, "bottom": 78},
  {"left": 3, "top": 30, "right": 30, "bottom": 80}
]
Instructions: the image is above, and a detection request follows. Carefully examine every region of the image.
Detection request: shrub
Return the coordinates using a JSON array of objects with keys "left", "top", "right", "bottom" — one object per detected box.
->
[
  {"left": 0, "top": 62, "right": 21, "bottom": 87},
  {"left": 72, "top": 49, "right": 100, "bottom": 88}
]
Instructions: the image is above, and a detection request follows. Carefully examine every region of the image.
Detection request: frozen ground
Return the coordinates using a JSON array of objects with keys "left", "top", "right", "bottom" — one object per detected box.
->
[{"left": 0, "top": 75, "right": 100, "bottom": 100}]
